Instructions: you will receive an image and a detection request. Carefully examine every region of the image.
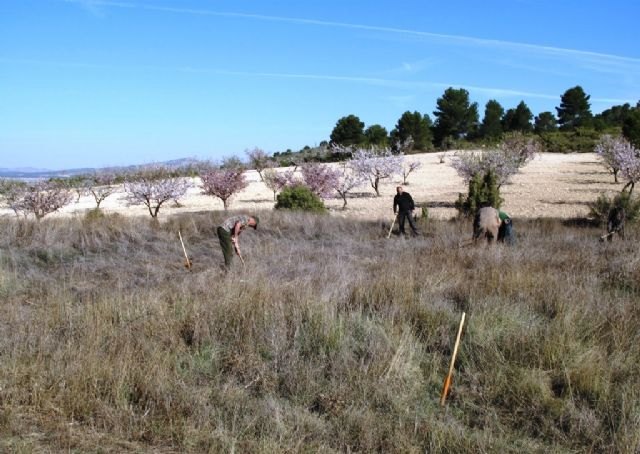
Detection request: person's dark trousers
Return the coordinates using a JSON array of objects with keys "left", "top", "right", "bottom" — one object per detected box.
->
[
  {"left": 217, "top": 226, "right": 234, "bottom": 267},
  {"left": 498, "top": 220, "right": 515, "bottom": 245},
  {"left": 398, "top": 210, "right": 418, "bottom": 235}
]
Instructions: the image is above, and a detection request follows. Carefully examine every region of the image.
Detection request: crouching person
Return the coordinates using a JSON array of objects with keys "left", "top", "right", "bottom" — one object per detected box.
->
[
  {"left": 473, "top": 207, "right": 515, "bottom": 245},
  {"left": 473, "top": 207, "right": 501, "bottom": 243},
  {"left": 497, "top": 211, "right": 515, "bottom": 245},
  {"left": 606, "top": 206, "right": 625, "bottom": 241}
]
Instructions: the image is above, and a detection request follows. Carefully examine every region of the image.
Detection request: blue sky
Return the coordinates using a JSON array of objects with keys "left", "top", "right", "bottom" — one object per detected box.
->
[{"left": 1, "top": 0, "right": 639, "bottom": 170}]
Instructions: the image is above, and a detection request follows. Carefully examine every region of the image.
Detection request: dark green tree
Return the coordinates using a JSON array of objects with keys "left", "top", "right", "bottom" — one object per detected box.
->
[
  {"left": 503, "top": 101, "right": 533, "bottom": 132},
  {"left": 556, "top": 86, "right": 593, "bottom": 130},
  {"left": 330, "top": 115, "right": 365, "bottom": 146},
  {"left": 534, "top": 111, "right": 558, "bottom": 133},
  {"left": 455, "top": 170, "right": 502, "bottom": 217},
  {"left": 433, "top": 87, "right": 479, "bottom": 147},
  {"left": 364, "top": 124, "right": 389, "bottom": 147},
  {"left": 623, "top": 108, "right": 640, "bottom": 148},
  {"left": 595, "top": 103, "right": 632, "bottom": 129},
  {"left": 479, "top": 100, "right": 504, "bottom": 140},
  {"left": 389, "top": 111, "right": 433, "bottom": 151}
]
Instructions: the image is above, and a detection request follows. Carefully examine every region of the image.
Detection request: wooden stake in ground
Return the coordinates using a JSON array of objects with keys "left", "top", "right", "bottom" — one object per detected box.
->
[
  {"left": 599, "top": 232, "right": 614, "bottom": 241},
  {"left": 178, "top": 230, "right": 192, "bottom": 270},
  {"left": 387, "top": 214, "right": 398, "bottom": 238},
  {"left": 237, "top": 252, "right": 246, "bottom": 267},
  {"left": 440, "top": 311, "right": 466, "bottom": 406},
  {"left": 232, "top": 237, "right": 246, "bottom": 267}
]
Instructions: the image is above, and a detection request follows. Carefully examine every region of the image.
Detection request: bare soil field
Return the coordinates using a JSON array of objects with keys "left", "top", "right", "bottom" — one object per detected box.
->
[{"left": 1, "top": 152, "right": 620, "bottom": 220}]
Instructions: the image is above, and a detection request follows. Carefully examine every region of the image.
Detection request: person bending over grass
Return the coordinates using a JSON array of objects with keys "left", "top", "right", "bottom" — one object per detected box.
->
[
  {"left": 497, "top": 210, "right": 515, "bottom": 245},
  {"left": 217, "top": 214, "right": 259, "bottom": 268}
]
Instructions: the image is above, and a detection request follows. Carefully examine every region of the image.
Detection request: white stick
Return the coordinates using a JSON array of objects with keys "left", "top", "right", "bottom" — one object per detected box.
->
[
  {"left": 387, "top": 214, "right": 397, "bottom": 239},
  {"left": 178, "top": 230, "right": 191, "bottom": 268},
  {"left": 440, "top": 312, "right": 466, "bottom": 406}
]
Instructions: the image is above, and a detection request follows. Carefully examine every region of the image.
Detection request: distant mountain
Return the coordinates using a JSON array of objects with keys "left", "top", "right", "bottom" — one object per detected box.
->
[{"left": 0, "top": 157, "right": 203, "bottom": 180}]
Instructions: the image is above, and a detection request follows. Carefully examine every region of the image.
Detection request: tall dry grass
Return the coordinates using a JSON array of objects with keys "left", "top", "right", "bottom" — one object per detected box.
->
[{"left": 0, "top": 210, "right": 638, "bottom": 453}]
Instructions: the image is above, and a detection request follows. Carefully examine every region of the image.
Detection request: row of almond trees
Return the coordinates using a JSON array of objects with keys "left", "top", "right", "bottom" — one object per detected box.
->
[
  {"left": 0, "top": 146, "right": 425, "bottom": 219},
  {"left": 3, "top": 131, "right": 637, "bottom": 221},
  {"left": 0, "top": 135, "right": 542, "bottom": 220}
]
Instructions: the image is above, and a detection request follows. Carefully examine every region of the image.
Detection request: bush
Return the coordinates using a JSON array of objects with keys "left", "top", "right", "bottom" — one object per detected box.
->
[
  {"left": 589, "top": 191, "right": 640, "bottom": 226},
  {"left": 455, "top": 170, "right": 502, "bottom": 217},
  {"left": 539, "top": 128, "right": 601, "bottom": 153},
  {"left": 275, "top": 184, "right": 327, "bottom": 212}
]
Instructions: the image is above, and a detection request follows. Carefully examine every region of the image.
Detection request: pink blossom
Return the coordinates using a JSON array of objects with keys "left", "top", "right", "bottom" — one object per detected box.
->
[
  {"left": 124, "top": 166, "right": 192, "bottom": 217},
  {"left": 200, "top": 168, "right": 248, "bottom": 210},
  {"left": 349, "top": 147, "right": 404, "bottom": 196}
]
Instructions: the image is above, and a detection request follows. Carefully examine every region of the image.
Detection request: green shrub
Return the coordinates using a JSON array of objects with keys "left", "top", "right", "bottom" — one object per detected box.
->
[
  {"left": 589, "top": 191, "right": 640, "bottom": 225},
  {"left": 539, "top": 128, "right": 602, "bottom": 153},
  {"left": 455, "top": 170, "right": 502, "bottom": 217},
  {"left": 275, "top": 184, "right": 327, "bottom": 213}
]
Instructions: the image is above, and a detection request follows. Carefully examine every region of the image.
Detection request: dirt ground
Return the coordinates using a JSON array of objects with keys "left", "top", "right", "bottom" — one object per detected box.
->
[{"left": 0, "top": 152, "right": 622, "bottom": 221}]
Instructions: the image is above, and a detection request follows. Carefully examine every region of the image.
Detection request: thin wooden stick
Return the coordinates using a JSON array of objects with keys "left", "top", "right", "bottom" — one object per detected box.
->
[
  {"left": 178, "top": 230, "right": 192, "bottom": 269},
  {"left": 387, "top": 214, "right": 397, "bottom": 238},
  {"left": 440, "top": 312, "right": 466, "bottom": 406}
]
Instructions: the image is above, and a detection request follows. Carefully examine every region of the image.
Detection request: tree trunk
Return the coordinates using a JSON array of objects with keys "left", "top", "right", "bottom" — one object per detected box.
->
[{"left": 373, "top": 177, "right": 380, "bottom": 196}]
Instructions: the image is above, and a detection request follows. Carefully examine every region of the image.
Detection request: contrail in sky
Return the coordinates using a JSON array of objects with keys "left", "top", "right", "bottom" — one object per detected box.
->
[
  {"left": 62, "top": 0, "right": 640, "bottom": 66},
  {"left": 1, "top": 56, "right": 634, "bottom": 104}
]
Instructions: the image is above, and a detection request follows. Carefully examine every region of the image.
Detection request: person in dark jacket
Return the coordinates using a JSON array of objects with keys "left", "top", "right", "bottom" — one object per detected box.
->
[
  {"left": 393, "top": 186, "right": 419, "bottom": 236},
  {"left": 605, "top": 205, "right": 625, "bottom": 241}
]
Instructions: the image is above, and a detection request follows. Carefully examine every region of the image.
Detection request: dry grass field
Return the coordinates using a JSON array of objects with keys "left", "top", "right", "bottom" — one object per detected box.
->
[{"left": 1, "top": 151, "right": 639, "bottom": 452}]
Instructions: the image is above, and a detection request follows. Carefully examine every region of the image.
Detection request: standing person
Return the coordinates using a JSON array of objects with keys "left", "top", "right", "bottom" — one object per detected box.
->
[
  {"left": 393, "top": 186, "right": 419, "bottom": 236},
  {"left": 217, "top": 214, "right": 259, "bottom": 268}
]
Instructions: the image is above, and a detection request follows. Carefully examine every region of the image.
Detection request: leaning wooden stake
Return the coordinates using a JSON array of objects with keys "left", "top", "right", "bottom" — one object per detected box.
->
[
  {"left": 387, "top": 214, "right": 398, "bottom": 238},
  {"left": 440, "top": 312, "right": 466, "bottom": 406},
  {"left": 178, "top": 230, "right": 192, "bottom": 270},
  {"left": 600, "top": 232, "right": 614, "bottom": 241}
]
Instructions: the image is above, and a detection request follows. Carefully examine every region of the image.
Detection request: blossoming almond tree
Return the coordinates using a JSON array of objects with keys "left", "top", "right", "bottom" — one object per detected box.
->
[
  {"left": 200, "top": 168, "right": 248, "bottom": 210},
  {"left": 263, "top": 168, "right": 298, "bottom": 201},
  {"left": 333, "top": 165, "right": 366, "bottom": 208},
  {"left": 124, "top": 167, "right": 192, "bottom": 217},
  {"left": 401, "top": 160, "right": 421, "bottom": 185},
  {"left": 13, "top": 181, "right": 74, "bottom": 220},
  {"left": 451, "top": 132, "right": 539, "bottom": 188},
  {"left": 84, "top": 173, "right": 118, "bottom": 209},
  {"left": 612, "top": 140, "right": 640, "bottom": 195},
  {"left": 596, "top": 134, "right": 629, "bottom": 184},
  {"left": 300, "top": 163, "right": 340, "bottom": 199},
  {"left": 350, "top": 148, "right": 404, "bottom": 196}
]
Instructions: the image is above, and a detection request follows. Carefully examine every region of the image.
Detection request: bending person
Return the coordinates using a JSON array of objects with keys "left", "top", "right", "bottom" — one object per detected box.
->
[{"left": 217, "top": 214, "right": 259, "bottom": 268}]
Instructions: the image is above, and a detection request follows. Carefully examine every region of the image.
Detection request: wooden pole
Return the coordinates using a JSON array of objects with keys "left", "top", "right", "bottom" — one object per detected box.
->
[
  {"left": 387, "top": 214, "right": 397, "bottom": 238},
  {"left": 440, "top": 312, "right": 466, "bottom": 406},
  {"left": 178, "top": 230, "right": 192, "bottom": 270}
]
